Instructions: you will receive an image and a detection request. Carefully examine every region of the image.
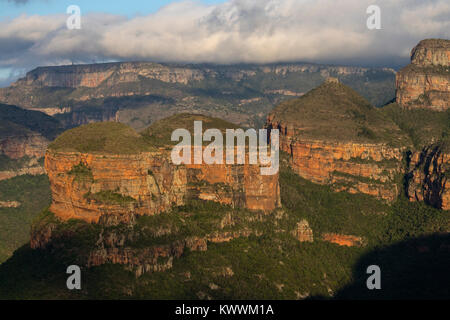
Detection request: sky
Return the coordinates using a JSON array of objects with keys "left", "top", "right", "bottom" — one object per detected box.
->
[
  {"left": 0, "top": 0, "right": 225, "bottom": 19},
  {"left": 0, "top": 0, "right": 449, "bottom": 86}
]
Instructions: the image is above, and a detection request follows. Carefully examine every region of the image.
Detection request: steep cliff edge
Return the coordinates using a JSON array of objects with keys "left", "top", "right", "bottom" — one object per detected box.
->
[
  {"left": 266, "top": 78, "right": 411, "bottom": 202},
  {"left": 33, "top": 115, "right": 280, "bottom": 273},
  {"left": 406, "top": 142, "right": 450, "bottom": 210},
  {"left": 396, "top": 39, "right": 450, "bottom": 111},
  {"left": 44, "top": 117, "right": 280, "bottom": 223}
]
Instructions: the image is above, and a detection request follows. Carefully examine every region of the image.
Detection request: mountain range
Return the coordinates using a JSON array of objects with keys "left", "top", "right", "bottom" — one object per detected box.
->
[{"left": 0, "top": 38, "right": 448, "bottom": 300}]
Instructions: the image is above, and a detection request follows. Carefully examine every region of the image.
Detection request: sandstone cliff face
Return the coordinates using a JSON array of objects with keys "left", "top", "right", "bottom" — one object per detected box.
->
[
  {"left": 45, "top": 150, "right": 185, "bottom": 223},
  {"left": 322, "top": 233, "right": 365, "bottom": 247},
  {"left": 0, "top": 133, "right": 48, "bottom": 159},
  {"left": 411, "top": 39, "right": 450, "bottom": 67},
  {"left": 30, "top": 207, "right": 265, "bottom": 276},
  {"left": 0, "top": 133, "right": 48, "bottom": 180},
  {"left": 267, "top": 115, "right": 405, "bottom": 202},
  {"left": 9, "top": 62, "right": 378, "bottom": 91},
  {"left": 0, "top": 166, "right": 45, "bottom": 181},
  {"left": 85, "top": 226, "right": 258, "bottom": 277},
  {"left": 396, "top": 39, "right": 450, "bottom": 111},
  {"left": 45, "top": 149, "right": 281, "bottom": 223},
  {"left": 407, "top": 145, "right": 450, "bottom": 210},
  {"left": 13, "top": 62, "right": 207, "bottom": 88},
  {"left": 293, "top": 219, "right": 313, "bottom": 242},
  {"left": 0, "top": 61, "right": 395, "bottom": 114}
]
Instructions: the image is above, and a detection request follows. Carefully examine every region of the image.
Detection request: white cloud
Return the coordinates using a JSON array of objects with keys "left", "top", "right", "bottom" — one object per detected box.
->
[{"left": 0, "top": 0, "right": 449, "bottom": 84}]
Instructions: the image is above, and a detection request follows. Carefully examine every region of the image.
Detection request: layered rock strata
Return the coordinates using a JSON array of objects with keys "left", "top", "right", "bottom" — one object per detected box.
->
[
  {"left": 407, "top": 145, "right": 450, "bottom": 210},
  {"left": 45, "top": 148, "right": 281, "bottom": 223},
  {"left": 396, "top": 39, "right": 450, "bottom": 111},
  {"left": 0, "top": 133, "right": 48, "bottom": 159}
]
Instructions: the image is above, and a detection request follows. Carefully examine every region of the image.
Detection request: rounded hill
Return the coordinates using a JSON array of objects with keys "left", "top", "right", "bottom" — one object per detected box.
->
[
  {"left": 141, "top": 113, "right": 240, "bottom": 147},
  {"left": 268, "top": 79, "right": 411, "bottom": 146},
  {"left": 48, "top": 122, "right": 154, "bottom": 154}
]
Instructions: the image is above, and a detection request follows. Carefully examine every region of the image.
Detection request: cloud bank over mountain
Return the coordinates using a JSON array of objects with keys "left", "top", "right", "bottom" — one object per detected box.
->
[{"left": 0, "top": 0, "right": 449, "bottom": 85}]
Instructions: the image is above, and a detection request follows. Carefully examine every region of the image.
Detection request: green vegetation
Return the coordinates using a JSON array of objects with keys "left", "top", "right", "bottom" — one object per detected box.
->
[
  {"left": 381, "top": 103, "right": 450, "bottom": 150},
  {"left": 0, "top": 175, "right": 51, "bottom": 263},
  {"left": 67, "top": 162, "right": 93, "bottom": 182},
  {"left": 84, "top": 190, "right": 136, "bottom": 206},
  {"left": 141, "top": 113, "right": 240, "bottom": 147},
  {"left": 0, "top": 103, "right": 63, "bottom": 140},
  {"left": 1, "top": 63, "right": 395, "bottom": 131},
  {"left": 0, "top": 157, "right": 448, "bottom": 299},
  {"left": 0, "top": 155, "right": 36, "bottom": 172},
  {"left": 48, "top": 122, "right": 155, "bottom": 154},
  {"left": 269, "top": 81, "right": 411, "bottom": 147}
]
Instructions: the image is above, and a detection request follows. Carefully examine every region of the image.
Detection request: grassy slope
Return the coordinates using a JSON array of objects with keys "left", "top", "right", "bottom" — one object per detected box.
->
[
  {"left": 269, "top": 81, "right": 411, "bottom": 147},
  {"left": 48, "top": 122, "right": 156, "bottom": 154},
  {"left": 48, "top": 114, "right": 241, "bottom": 153},
  {"left": 141, "top": 113, "right": 240, "bottom": 147},
  {"left": 381, "top": 103, "right": 450, "bottom": 151},
  {"left": 0, "top": 103, "right": 63, "bottom": 140},
  {"left": 0, "top": 157, "right": 448, "bottom": 299},
  {"left": 0, "top": 175, "right": 51, "bottom": 263}
]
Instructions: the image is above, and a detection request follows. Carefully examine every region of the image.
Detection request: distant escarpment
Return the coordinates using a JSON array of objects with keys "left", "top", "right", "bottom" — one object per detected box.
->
[
  {"left": 0, "top": 61, "right": 396, "bottom": 129},
  {"left": 396, "top": 39, "right": 450, "bottom": 111},
  {"left": 267, "top": 78, "right": 410, "bottom": 202},
  {"left": 0, "top": 103, "right": 63, "bottom": 180}
]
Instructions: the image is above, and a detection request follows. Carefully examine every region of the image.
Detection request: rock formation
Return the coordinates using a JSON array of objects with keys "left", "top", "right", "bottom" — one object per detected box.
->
[
  {"left": 322, "top": 233, "right": 365, "bottom": 247},
  {"left": 407, "top": 144, "right": 450, "bottom": 210},
  {"left": 0, "top": 103, "right": 63, "bottom": 180},
  {"left": 396, "top": 39, "right": 450, "bottom": 111},
  {"left": 32, "top": 115, "right": 281, "bottom": 273},
  {"left": 0, "top": 201, "right": 20, "bottom": 208},
  {"left": 293, "top": 220, "right": 314, "bottom": 242},
  {"left": 0, "top": 133, "right": 48, "bottom": 159},
  {"left": 0, "top": 61, "right": 396, "bottom": 129},
  {"left": 395, "top": 39, "right": 450, "bottom": 210},
  {"left": 266, "top": 78, "right": 410, "bottom": 202},
  {"left": 45, "top": 116, "right": 281, "bottom": 223}
]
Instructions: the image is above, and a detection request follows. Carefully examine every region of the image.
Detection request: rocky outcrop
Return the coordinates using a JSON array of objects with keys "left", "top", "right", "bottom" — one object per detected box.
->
[
  {"left": 0, "top": 133, "right": 48, "bottom": 159},
  {"left": 0, "top": 61, "right": 395, "bottom": 122},
  {"left": 266, "top": 78, "right": 407, "bottom": 202},
  {"left": 285, "top": 139, "right": 403, "bottom": 202},
  {"left": 0, "top": 166, "right": 45, "bottom": 181},
  {"left": 0, "top": 201, "right": 20, "bottom": 208},
  {"left": 84, "top": 227, "right": 259, "bottom": 276},
  {"left": 6, "top": 62, "right": 381, "bottom": 92},
  {"left": 37, "top": 115, "right": 281, "bottom": 274},
  {"left": 396, "top": 39, "right": 450, "bottom": 111},
  {"left": 407, "top": 145, "right": 450, "bottom": 210},
  {"left": 411, "top": 39, "right": 450, "bottom": 67},
  {"left": 293, "top": 220, "right": 313, "bottom": 242},
  {"left": 322, "top": 233, "right": 365, "bottom": 247},
  {"left": 31, "top": 200, "right": 267, "bottom": 276},
  {"left": 12, "top": 62, "right": 206, "bottom": 89},
  {"left": 45, "top": 148, "right": 281, "bottom": 223}
]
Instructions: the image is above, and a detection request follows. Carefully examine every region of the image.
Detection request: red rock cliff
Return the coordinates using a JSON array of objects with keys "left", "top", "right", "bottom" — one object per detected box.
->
[
  {"left": 267, "top": 119, "right": 404, "bottom": 202},
  {"left": 266, "top": 79, "right": 408, "bottom": 202},
  {"left": 396, "top": 39, "right": 450, "bottom": 111},
  {"left": 45, "top": 148, "right": 280, "bottom": 223},
  {"left": 407, "top": 145, "right": 450, "bottom": 210}
]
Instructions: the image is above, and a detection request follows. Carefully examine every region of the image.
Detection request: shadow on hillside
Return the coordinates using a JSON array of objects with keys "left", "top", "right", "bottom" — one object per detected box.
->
[{"left": 331, "top": 233, "right": 450, "bottom": 300}]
